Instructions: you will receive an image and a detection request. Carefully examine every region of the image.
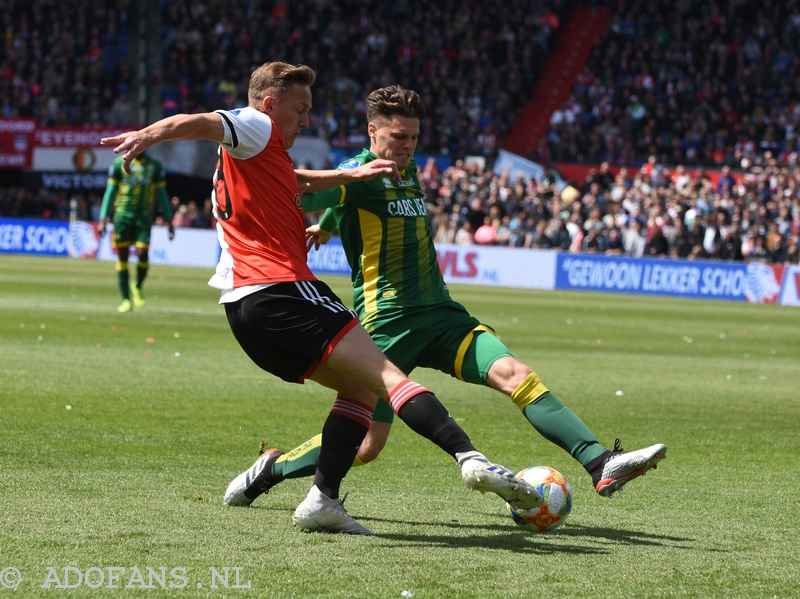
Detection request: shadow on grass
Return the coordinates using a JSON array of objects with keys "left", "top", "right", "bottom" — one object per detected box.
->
[
  {"left": 244, "top": 507, "right": 696, "bottom": 554},
  {"left": 554, "top": 524, "right": 695, "bottom": 547}
]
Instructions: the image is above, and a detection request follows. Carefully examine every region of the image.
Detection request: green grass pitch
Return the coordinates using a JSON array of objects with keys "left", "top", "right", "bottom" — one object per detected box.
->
[{"left": 1, "top": 254, "right": 798, "bottom": 598}]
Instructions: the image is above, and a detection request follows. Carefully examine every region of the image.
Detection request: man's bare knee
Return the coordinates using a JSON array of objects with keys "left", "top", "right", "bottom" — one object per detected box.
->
[
  {"left": 357, "top": 444, "right": 382, "bottom": 464},
  {"left": 357, "top": 422, "right": 391, "bottom": 463}
]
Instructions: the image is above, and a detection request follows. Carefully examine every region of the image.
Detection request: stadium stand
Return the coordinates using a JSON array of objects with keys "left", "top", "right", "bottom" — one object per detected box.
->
[
  {"left": 546, "top": 0, "right": 800, "bottom": 168},
  {"left": 157, "top": 0, "right": 569, "bottom": 156},
  {"left": 0, "top": 0, "right": 798, "bottom": 263}
]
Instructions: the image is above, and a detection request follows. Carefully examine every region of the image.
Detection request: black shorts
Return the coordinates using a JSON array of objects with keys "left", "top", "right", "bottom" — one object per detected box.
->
[{"left": 225, "top": 280, "right": 359, "bottom": 384}]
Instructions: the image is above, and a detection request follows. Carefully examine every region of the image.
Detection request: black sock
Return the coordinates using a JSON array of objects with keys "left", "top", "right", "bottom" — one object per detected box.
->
[
  {"left": 313, "top": 413, "right": 368, "bottom": 499},
  {"left": 396, "top": 392, "right": 475, "bottom": 458}
]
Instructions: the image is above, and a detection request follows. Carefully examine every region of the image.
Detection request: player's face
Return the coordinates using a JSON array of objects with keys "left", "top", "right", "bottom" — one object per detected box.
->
[
  {"left": 369, "top": 115, "right": 419, "bottom": 170},
  {"left": 265, "top": 84, "right": 312, "bottom": 149}
]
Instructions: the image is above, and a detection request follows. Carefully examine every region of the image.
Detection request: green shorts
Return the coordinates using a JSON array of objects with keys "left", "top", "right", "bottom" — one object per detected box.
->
[
  {"left": 369, "top": 301, "right": 514, "bottom": 424},
  {"left": 113, "top": 212, "right": 152, "bottom": 249}
]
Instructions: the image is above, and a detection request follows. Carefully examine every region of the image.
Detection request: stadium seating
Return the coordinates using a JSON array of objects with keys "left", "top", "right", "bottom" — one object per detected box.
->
[{"left": 0, "top": 0, "right": 797, "bottom": 264}]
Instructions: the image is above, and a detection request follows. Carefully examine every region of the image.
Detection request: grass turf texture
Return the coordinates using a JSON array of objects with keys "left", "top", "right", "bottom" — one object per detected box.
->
[{"left": 1, "top": 254, "right": 798, "bottom": 598}]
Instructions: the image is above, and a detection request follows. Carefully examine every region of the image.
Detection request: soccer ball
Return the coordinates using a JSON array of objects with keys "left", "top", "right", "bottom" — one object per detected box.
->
[{"left": 507, "top": 466, "right": 572, "bottom": 532}]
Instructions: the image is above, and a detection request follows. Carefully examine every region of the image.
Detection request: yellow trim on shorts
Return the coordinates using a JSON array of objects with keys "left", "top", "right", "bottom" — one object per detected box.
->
[
  {"left": 511, "top": 372, "right": 549, "bottom": 411},
  {"left": 454, "top": 324, "right": 496, "bottom": 382}
]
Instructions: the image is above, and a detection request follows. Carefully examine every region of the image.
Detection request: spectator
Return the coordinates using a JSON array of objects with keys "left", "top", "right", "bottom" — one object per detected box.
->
[
  {"left": 581, "top": 228, "right": 605, "bottom": 254},
  {"left": 172, "top": 203, "right": 191, "bottom": 228},
  {"left": 527, "top": 219, "right": 552, "bottom": 249},
  {"left": 747, "top": 236, "right": 771, "bottom": 263},
  {"left": 645, "top": 227, "right": 669, "bottom": 257},
  {"left": 604, "top": 228, "right": 624, "bottom": 255},
  {"left": 623, "top": 219, "right": 646, "bottom": 257},
  {"left": 454, "top": 220, "right": 474, "bottom": 246}
]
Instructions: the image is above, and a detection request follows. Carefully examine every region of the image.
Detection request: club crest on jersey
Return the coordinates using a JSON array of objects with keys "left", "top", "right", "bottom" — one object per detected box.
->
[
  {"left": 338, "top": 159, "right": 361, "bottom": 170},
  {"left": 293, "top": 193, "right": 302, "bottom": 208}
]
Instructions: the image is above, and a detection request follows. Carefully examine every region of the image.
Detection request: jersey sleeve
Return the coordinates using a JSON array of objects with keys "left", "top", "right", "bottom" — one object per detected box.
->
[
  {"left": 153, "top": 159, "right": 166, "bottom": 184},
  {"left": 318, "top": 208, "right": 338, "bottom": 232},
  {"left": 301, "top": 186, "right": 345, "bottom": 213},
  {"left": 106, "top": 159, "right": 123, "bottom": 186},
  {"left": 214, "top": 107, "right": 273, "bottom": 160},
  {"left": 99, "top": 160, "right": 121, "bottom": 219}
]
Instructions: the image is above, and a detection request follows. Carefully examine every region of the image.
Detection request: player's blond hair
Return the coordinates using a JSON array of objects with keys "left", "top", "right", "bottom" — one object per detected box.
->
[
  {"left": 248, "top": 62, "right": 316, "bottom": 108},
  {"left": 366, "top": 86, "right": 426, "bottom": 125}
]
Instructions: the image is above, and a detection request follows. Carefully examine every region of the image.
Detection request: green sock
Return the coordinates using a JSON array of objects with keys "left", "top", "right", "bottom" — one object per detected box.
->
[
  {"left": 136, "top": 262, "right": 148, "bottom": 288},
  {"left": 116, "top": 261, "right": 130, "bottom": 299},
  {"left": 271, "top": 433, "right": 370, "bottom": 482},
  {"left": 522, "top": 391, "right": 608, "bottom": 466},
  {"left": 271, "top": 434, "right": 323, "bottom": 483}
]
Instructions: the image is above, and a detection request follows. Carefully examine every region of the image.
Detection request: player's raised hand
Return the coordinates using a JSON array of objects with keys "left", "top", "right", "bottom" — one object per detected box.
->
[
  {"left": 100, "top": 131, "right": 150, "bottom": 174},
  {"left": 305, "top": 224, "right": 332, "bottom": 252},
  {"left": 352, "top": 159, "right": 401, "bottom": 182}
]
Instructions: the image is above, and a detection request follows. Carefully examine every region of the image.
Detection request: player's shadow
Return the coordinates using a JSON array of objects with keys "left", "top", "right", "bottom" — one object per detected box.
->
[
  {"left": 552, "top": 523, "right": 696, "bottom": 548},
  {"left": 359, "top": 516, "right": 695, "bottom": 554},
  {"left": 250, "top": 506, "right": 696, "bottom": 554}
]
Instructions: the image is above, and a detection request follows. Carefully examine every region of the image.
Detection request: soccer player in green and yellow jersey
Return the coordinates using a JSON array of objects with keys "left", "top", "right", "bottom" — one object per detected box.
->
[
  {"left": 224, "top": 86, "right": 666, "bottom": 507},
  {"left": 99, "top": 153, "right": 174, "bottom": 312}
]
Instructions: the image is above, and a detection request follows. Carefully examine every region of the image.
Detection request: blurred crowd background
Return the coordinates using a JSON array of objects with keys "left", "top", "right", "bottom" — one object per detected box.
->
[{"left": 1, "top": 0, "right": 798, "bottom": 263}]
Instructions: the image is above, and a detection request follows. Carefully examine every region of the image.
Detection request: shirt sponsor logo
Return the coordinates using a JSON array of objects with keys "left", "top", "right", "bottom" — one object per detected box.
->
[
  {"left": 339, "top": 159, "right": 361, "bottom": 170},
  {"left": 382, "top": 176, "right": 414, "bottom": 188},
  {"left": 387, "top": 198, "right": 426, "bottom": 217}
]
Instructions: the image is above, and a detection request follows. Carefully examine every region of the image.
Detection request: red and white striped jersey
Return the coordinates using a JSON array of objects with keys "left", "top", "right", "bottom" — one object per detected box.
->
[{"left": 207, "top": 107, "right": 316, "bottom": 303}]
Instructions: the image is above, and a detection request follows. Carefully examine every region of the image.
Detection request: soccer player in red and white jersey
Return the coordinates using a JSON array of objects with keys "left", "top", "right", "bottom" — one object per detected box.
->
[{"left": 100, "top": 62, "right": 541, "bottom": 535}]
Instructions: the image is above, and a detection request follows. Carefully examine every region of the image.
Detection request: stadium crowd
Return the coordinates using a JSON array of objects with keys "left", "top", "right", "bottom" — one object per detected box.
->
[
  {"left": 546, "top": 0, "right": 800, "bottom": 168},
  {"left": 157, "top": 0, "right": 567, "bottom": 158},
  {"left": 1, "top": 0, "right": 799, "bottom": 263},
  {"left": 421, "top": 157, "right": 800, "bottom": 265}
]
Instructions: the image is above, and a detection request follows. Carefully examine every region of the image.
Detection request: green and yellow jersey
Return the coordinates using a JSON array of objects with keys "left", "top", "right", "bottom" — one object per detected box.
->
[
  {"left": 302, "top": 149, "right": 451, "bottom": 329},
  {"left": 100, "top": 155, "right": 172, "bottom": 220}
]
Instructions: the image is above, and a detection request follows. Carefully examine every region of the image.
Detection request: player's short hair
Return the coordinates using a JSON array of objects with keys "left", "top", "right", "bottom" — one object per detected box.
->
[
  {"left": 366, "top": 86, "right": 426, "bottom": 125},
  {"left": 248, "top": 62, "right": 316, "bottom": 108}
]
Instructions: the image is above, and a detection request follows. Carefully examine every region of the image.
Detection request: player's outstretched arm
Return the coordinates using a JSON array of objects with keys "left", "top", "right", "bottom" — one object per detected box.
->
[
  {"left": 100, "top": 113, "right": 225, "bottom": 174},
  {"left": 296, "top": 159, "right": 401, "bottom": 194}
]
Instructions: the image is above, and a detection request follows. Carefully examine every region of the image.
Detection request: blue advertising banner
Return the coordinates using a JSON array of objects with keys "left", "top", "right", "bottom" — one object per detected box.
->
[
  {"left": 0, "top": 218, "right": 72, "bottom": 257},
  {"left": 305, "top": 237, "right": 350, "bottom": 276},
  {"left": 555, "top": 254, "right": 775, "bottom": 302}
]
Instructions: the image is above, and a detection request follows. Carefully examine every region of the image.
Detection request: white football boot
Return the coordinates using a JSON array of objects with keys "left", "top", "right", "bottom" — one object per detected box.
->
[
  {"left": 224, "top": 448, "right": 283, "bottom": 506},
  {"left": 589, "top": 439, "right": 667, "bottom": 497},
  {"left": 292, "top": 485, "right": 373, "bottom": 535},
  {"left": 459, "top": 453, "right": 543, "bottom": 510}
]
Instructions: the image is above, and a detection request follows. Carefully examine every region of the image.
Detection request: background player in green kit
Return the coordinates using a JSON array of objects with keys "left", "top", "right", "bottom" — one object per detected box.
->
[
  {"left": 224, "top": 86, "right": 667, "bottom": 508},
  {"left": 99, "top": 153, "right": 175, "bottom": 312}
]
